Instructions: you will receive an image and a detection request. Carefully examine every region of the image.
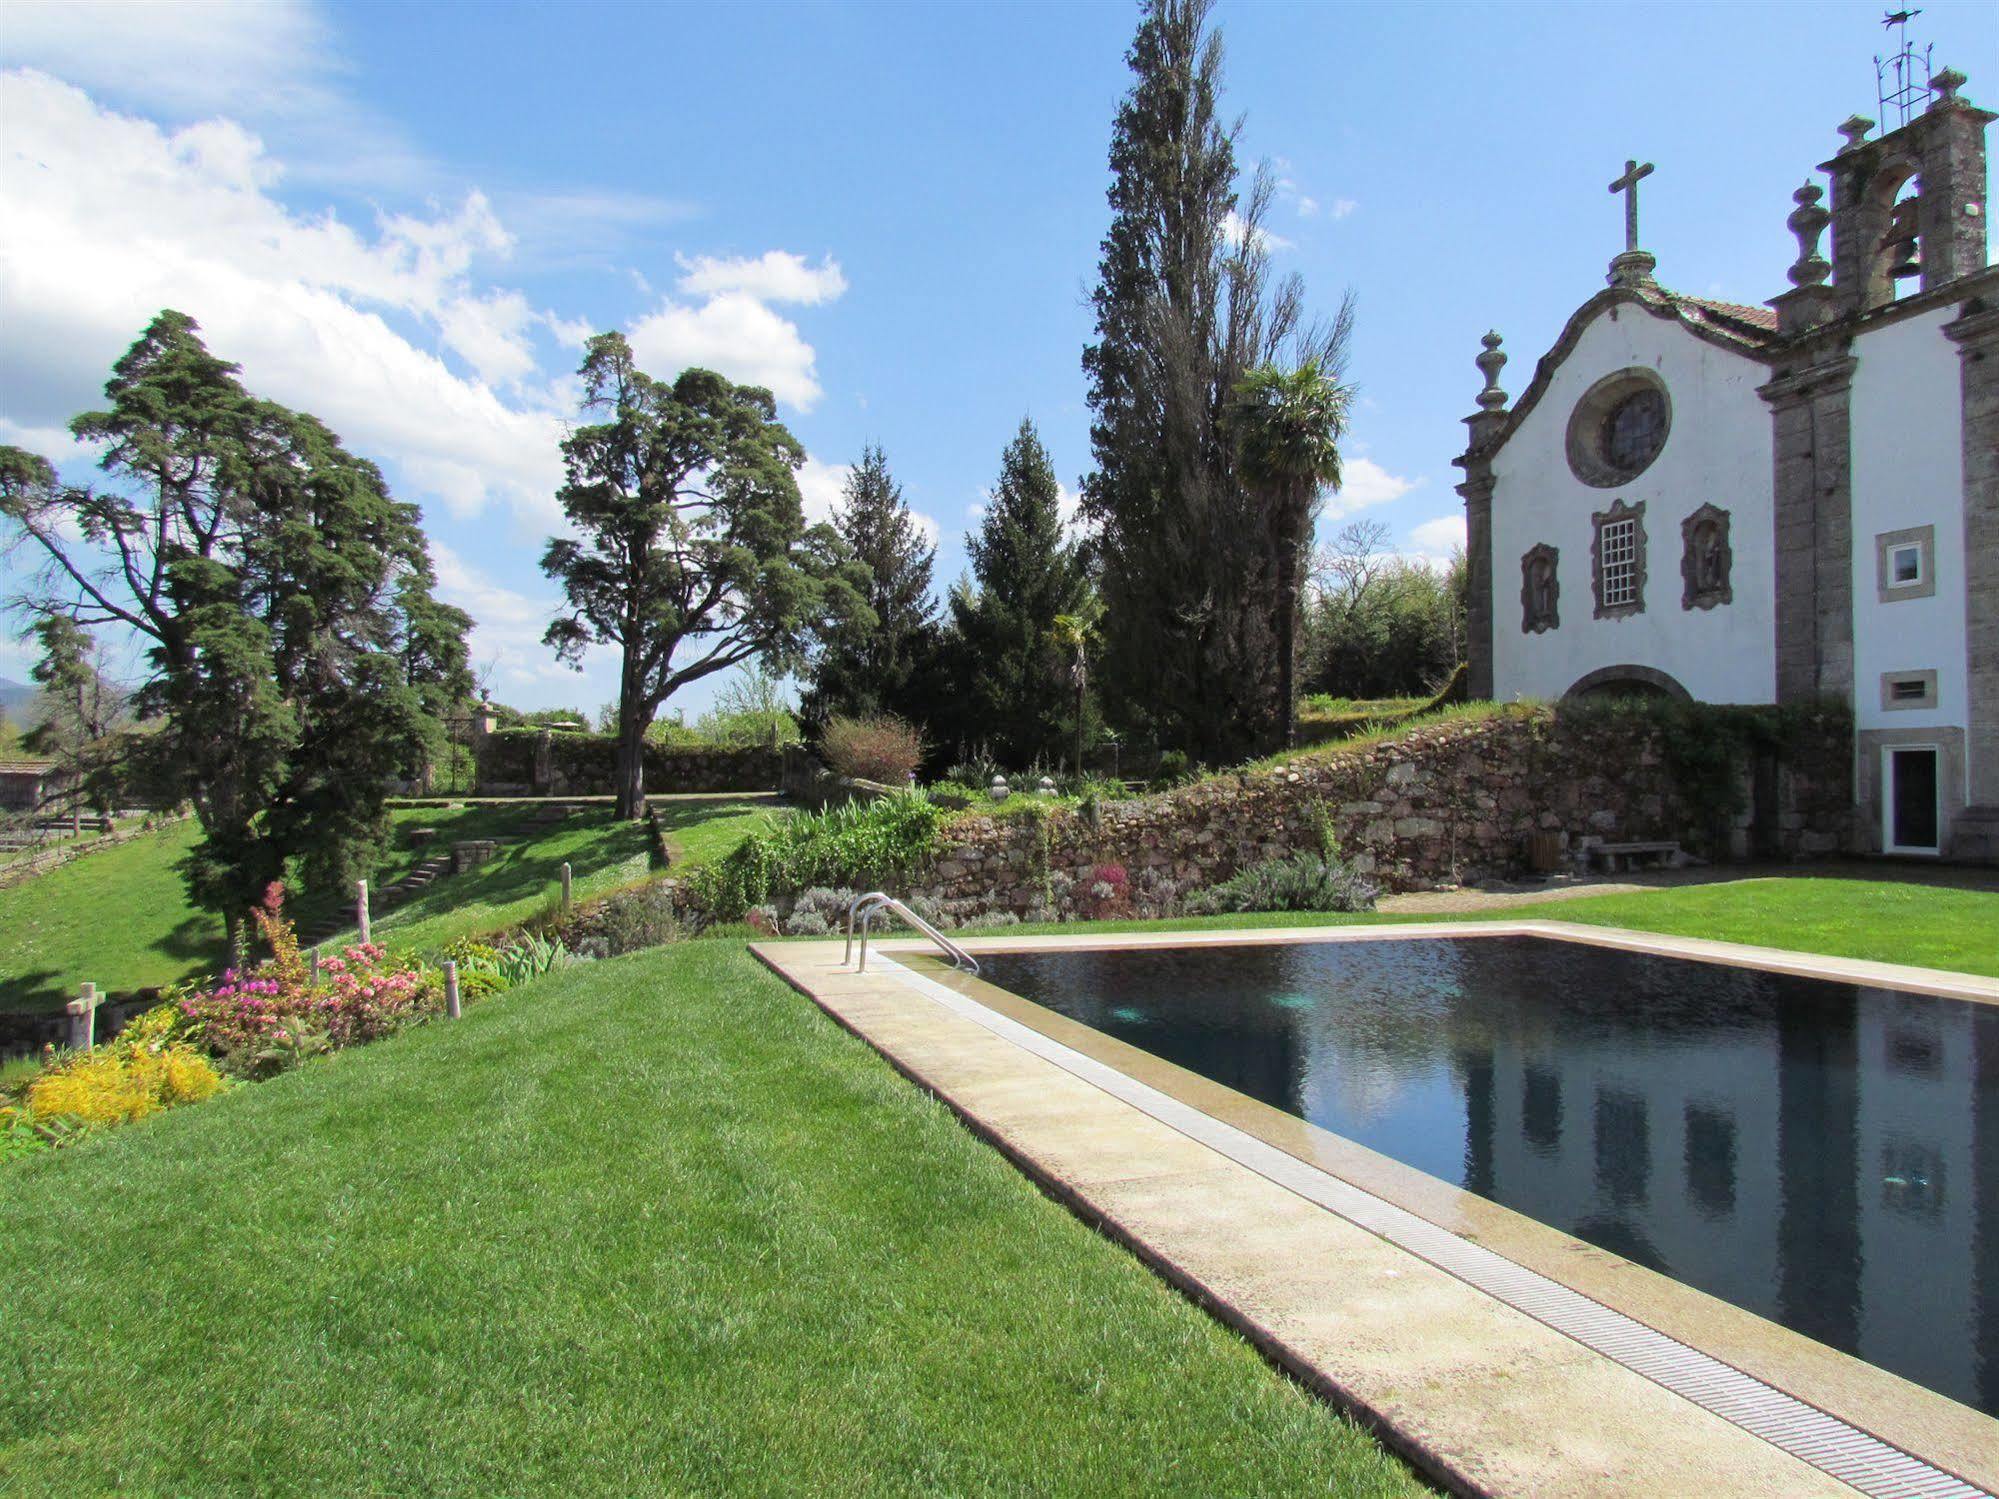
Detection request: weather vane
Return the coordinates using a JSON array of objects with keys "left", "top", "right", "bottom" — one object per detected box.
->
[{"left": 1876, "top": 9, "right": 1935, "bottom": 128}]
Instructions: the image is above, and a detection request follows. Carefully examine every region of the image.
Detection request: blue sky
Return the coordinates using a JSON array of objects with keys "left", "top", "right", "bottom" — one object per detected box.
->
[{"left": 2, "top": 0, "right": 1993, "bottom": 716}]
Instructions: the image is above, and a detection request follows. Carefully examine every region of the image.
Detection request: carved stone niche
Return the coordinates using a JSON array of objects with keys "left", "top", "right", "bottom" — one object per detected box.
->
[
  {"left": 1521, "top": 543, "right": 1560, "bottom": 634},
  {"left": 1680, "top": 502, "right": 1733, "bottom": 611}
]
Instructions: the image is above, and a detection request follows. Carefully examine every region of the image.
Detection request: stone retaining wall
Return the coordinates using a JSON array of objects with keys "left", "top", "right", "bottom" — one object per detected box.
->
[{"left": 909, "top": 706, "right": 1850, "bottom": 924}]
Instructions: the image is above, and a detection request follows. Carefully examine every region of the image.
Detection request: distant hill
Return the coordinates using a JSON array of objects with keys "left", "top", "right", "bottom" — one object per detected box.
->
[{"left": 0, "top": 677, "right": 39, "bottom": 724}]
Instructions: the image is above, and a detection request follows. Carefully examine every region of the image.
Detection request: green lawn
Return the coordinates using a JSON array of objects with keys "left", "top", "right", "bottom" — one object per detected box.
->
[
  {"left": 1513, "top": 876, "right": 1999, "bottom": 976},
  {"left": 653, "top": 794, "right": 787, "bottom": 870},
  {"left": 985, "top": 875, "right": 1999, "bottom": 977},
  {"left": 0, "top": 941, "right": 1418, "bottom": 1498}
]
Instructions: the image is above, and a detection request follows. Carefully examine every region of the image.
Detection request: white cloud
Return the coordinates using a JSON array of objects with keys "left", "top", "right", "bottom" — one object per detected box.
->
[
  {"left": 1221, "top": 211, "right": 1293, "bottom": 254},
  {"left": 1056, "top": 482, "right": 1083, "bottom": 531},
  {"left": 1406, "top": 514, "right": 1467, "bottom": 564},
  {"left": 796, "top": 456, "right": 851, "bottom": 525},
  {"left": 430, "top": 541, "right": 585, "bottom": 694},
  {"left": 675, "top": 250, "right": 847, "bottom": 306},
  {"left": 626, "top": 291, "right": 828, "bottom": 410},
  {"left": 437, "top": 289, "right": 538, "bottom": 389},
  {"left": 626, "top": 252, "right": 849, "bottom": 410},
  {"left": 0, "top": 0, "right": 433, "bottom": 191},
  {"left": 1296, "top": 195, "right": 1320, "bottom": 218},
  {"left": 1324, "top": 457, "right": 1419, "bottom": 517},
  {"left": 0, "top": 71, "right": 568, "bottom": 525},
  {"left": 0, "top": 0, "right": 334, "bottom": 121},
  {"left": 1331, "top": 198, "right": 1359, "bottom": 220}
]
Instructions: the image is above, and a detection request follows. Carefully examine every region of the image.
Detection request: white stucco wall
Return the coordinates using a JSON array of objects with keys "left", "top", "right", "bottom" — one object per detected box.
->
[
  {"left": 1849, "top": 305, "right": 1967, "bottom": 746},
  {"left": 1489, "top": 304, "right": 1776, "bottom": 703}
]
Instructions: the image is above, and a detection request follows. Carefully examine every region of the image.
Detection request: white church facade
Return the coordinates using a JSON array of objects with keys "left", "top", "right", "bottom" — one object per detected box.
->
[{"left": 1457, "top": 68, "right": 1997, "bottom": 862}]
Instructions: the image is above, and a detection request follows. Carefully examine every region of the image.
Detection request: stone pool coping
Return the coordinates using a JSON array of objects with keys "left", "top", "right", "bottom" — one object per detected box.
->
[{"left": 753, "top": 920, "right": 1998, "bottom": 1497}]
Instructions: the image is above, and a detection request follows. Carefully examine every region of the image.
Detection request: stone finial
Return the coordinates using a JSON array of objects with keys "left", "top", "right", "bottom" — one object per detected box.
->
[
  {"left": 1837, "top": 115, "right": 1875, "bottom": 152},
  {"left": 1474, "top": 331, "right": 1508, "bottom": 411},
  {"left": 1785, "top": 182, "right": 1832, "bottom": 287},
  {"left": 1929, "top": 67, "right": 1966, "bottom": 107},
  {"left": 1606, "top": 248, "right": 1659, "bottom": 288}
]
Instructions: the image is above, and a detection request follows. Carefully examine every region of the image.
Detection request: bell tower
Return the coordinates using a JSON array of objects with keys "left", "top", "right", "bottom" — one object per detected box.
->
[{"left": 1821, "top": 67, "right": 1994, "bottom": 316}]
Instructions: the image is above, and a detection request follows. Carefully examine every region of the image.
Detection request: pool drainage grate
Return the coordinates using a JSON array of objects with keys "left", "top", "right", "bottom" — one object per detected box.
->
[{"left": 878, "top": 956, "right": 1991, "bottom": 1499}]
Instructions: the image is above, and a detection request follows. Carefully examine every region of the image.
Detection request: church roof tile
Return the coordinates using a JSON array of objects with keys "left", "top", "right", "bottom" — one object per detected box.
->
[{"left": 1664, "top": 293, "right": 1781, "bottom": 342}]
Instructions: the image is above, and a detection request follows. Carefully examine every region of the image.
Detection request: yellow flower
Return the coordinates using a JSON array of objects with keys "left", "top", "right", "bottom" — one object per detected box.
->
[{"left": 28, "top": 1044, "right": 223, "bottom": 1126}]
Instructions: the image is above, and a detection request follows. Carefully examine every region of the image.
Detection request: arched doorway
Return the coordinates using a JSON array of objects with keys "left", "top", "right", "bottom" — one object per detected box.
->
[{"left": 1562, "top": 664, "right": 1692, "bottom": 702}]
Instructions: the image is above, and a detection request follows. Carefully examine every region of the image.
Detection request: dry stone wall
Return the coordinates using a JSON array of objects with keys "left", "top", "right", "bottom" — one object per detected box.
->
[{"left": 911, "top": 706, "right": 1850, "bottom": 924}]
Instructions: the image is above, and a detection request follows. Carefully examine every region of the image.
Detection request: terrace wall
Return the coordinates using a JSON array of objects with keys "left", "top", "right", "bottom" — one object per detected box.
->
[{"left": 910, "top": 704, "right": 1852, "bottom": 923}]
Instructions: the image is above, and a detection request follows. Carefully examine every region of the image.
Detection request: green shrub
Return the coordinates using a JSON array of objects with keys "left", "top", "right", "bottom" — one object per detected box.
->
[
  {"left": 820, "top": 714, "right": 924, "bottom": 785},
  {"left": 574, "top": 882, "right": 683, "bottom": 957},
  {"left": 687, "top": 793, "right": 944, "bottom": 921},
  {"left": 1183, "top": 852, "right": 1379, "bottom": 917}
]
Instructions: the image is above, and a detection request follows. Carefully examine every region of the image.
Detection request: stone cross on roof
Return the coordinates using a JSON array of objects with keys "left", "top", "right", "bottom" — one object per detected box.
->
[{"left": 1609, "top": 159, "right": 1656, "bottom": 252}]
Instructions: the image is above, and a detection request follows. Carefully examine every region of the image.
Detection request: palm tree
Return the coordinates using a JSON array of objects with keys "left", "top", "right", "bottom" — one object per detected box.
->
[
  {"left": 1231, "top": 360, "right": 1350, "bottom": 750},
  {"left": 1048, "top": 610, "right": 1098, "bottom": 780}
]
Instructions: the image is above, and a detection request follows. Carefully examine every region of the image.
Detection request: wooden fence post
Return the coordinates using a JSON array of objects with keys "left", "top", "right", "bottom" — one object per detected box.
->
[
  {"left": 560, "top": 861, "right": 573, "bottom": 910},
  {"left": 357, "top": 879, "right": 371, "bottom": 945},
  {"left": 443, "top": 960, "right": 461, "bottom": 1020},
  {"left": 309, "top": 946, "right": 321, "bottom": 985},
  {"left": 65, "top": 982, "right": 98, "bottom": 1052}
]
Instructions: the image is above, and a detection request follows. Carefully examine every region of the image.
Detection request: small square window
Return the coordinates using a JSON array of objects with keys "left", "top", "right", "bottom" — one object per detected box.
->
[{"left": 1876, "top": 526, "right": 1935, "bottom": 602}]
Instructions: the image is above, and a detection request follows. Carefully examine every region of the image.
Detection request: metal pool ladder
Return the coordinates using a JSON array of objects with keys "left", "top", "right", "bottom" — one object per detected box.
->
[{"left": 844, "top": 892, "right": 980, "bottom": 975}]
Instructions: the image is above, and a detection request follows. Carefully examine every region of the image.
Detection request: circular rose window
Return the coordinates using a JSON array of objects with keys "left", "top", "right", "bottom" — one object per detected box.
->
[{"left": 1566, "top": 368, "right": 1671, "bottom": 487}]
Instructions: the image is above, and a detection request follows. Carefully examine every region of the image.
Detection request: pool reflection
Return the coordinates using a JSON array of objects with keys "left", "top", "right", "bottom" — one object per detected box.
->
[{"left": 979, "top": 937, "right": 1999, "bottom": 1416}]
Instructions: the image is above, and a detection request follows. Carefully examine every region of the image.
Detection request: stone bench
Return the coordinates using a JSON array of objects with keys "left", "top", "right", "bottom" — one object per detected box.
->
[{"left": 1588, "top": 840, "right": 1682, "bottom": 874}]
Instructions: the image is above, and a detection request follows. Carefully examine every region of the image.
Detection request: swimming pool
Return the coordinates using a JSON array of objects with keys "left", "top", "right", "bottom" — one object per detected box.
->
[{"left": 976, "top": 935, "right": 1999, "bottom": 1416}]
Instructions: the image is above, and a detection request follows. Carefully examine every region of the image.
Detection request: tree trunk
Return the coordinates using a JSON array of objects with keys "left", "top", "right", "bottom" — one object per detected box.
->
[
  {"left": 1277, "top": 526, "right": 1300, "bottom": 752},
  {"left": 1074, "top": 669, "right": 1086, "bottom": 781},
  {"left": 615, "top": 704, "right": 647, "bottom": 821}
]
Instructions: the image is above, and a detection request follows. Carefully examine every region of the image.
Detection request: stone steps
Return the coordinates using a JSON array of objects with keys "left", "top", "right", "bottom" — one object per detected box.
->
[{"left": 300, "top": 853, "right": 455, "bottom": 949}]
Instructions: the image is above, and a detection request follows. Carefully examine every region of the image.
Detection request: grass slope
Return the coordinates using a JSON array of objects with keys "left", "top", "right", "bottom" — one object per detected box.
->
[
  {"left": 0, "top": 942, "right": 1418, "bottom": 1498},
  {"left": 365, "top": 796, "right": 777, "bottom": 955},
  {"left": 1, "top": 799, "right": 775, "bottom": 1011},
  {"left": 0, "top": 819, "right": 216, "bottom": 1012}
]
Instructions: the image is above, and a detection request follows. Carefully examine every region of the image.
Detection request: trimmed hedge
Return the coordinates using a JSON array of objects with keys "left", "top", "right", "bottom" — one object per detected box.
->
[{"left": 475, "top": 729, "right": 779, "bottom": 795}]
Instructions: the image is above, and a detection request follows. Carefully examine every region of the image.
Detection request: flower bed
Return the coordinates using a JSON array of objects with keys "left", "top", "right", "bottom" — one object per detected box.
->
[{"left": 3, "top": 883, "right": 578, "bottom": 1157}]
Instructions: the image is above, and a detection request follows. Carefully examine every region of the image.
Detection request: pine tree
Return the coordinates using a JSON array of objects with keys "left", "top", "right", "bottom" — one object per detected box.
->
[
  {"left": 1080, "top": 0, "right": 1350, "bottom": 762},
  {"left": 0, "top": 311, "right": 472, "bottom": 951},
  {"left": 802, "top": 445, "right": 937, "bottom": 727},
  {"left": 949, "top": 419, "right": 1091, "bottom": 767},
  {"left": 542, "top": 334, "right": 866, "bottom": 818}
]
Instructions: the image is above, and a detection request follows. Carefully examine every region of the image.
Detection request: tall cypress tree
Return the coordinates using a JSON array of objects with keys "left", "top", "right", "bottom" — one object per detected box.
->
[
  {"left": 802, "top": 444, "right": 937, "bottom": 726},
  {"left": 1081, "top": 0, "right": 1349, "bottom": 762},
  {"left": 949, "top": 419, "right": 1090, "bottom": 767}
]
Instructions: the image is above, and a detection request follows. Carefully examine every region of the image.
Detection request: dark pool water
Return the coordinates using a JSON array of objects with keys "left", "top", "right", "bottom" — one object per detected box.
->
[{"left": 978, "top": 936, "right": 1999, "bottom": 1415}]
